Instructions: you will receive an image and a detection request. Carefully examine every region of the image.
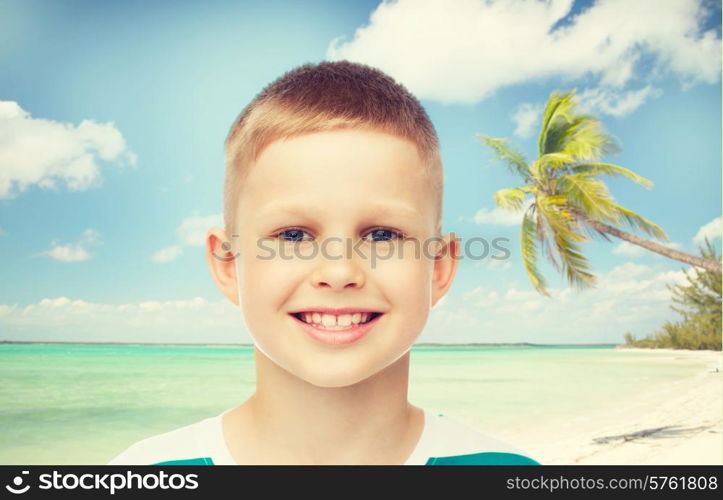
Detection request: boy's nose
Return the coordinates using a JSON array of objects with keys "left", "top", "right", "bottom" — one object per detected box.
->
[{"left": 309, "top": 239, "right": 366, "bottom": 291}]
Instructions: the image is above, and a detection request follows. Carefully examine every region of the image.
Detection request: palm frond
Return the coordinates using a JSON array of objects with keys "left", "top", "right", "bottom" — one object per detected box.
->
[
  {"left": 478, "top": 135, "right": 531, "bottom": 181},
  {"left": 571, "top": 194, "right": 668, "bottom": 241},
  {"left": 570, "top": 163, "right": 653, "bottom": 188},
  {"left": 536, "top": 208, "right": 562, "bottom": 272},
  {"left": 539, "top": 152, "right": 575, "bottom": 170},
  {"left": 538, "top": 90, "right": 576, "bottom": 157},
  {"left": 552, "top": 230, "right": 597, "bottom": 290},
  {"left": 559, "top": 117, "right": 618, "bottom": 162},
  {"left": 536, "top": 196, "right": 596, "bottom": 289},
  {"left": 537, "top": 195, "right": 588, "bottom": 243},
  {"left": 538, "top": 90, "right": 620, "bottom": 162},
  {"left": 494, "top": 186, "right": 535, "bottom": 211},
  {"left": 521, "top": 204, "right": 549, "bottom": 296},
  {"left": 556, "top": 173, "right": 619, "bottom": 223},
  {"left": 530, "top": 159, "right": 547, "bottom": 185},
  {"left": 612, "top": 204, "right": 669, "bottom": 241}
]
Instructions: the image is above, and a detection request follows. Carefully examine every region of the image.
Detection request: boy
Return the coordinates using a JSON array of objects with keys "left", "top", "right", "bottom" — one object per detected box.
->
[{"left": 108, "top": 61, "right": 539, "bottom": 465}]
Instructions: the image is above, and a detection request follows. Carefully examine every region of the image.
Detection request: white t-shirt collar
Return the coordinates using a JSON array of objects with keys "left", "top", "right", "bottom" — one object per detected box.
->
[{"left": 206, "top": 407, "right": 435, "bottom": 466}]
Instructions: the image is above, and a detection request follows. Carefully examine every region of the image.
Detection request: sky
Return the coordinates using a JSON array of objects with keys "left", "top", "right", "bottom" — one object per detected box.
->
[{"left": 0, "top": 0, "right": 720, "bottom": 344}]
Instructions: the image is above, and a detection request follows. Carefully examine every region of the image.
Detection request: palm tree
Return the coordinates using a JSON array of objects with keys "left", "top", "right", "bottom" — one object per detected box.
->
[{"left": 479, "top": 89, "right": 722, "bottom": 296}]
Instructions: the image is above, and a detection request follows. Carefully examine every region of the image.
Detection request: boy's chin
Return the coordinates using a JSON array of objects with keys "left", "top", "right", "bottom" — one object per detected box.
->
[
  {"left": 290, "top": 352, "right": 411, "bottom": 389},
  {"left": 293, "top": 364, "right": 380, "bottom": 389}
]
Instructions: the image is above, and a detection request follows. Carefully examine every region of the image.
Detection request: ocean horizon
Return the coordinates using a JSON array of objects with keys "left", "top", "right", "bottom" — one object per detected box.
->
[{"left": 0, "top": 340, "right": 620, "bottom": 347}]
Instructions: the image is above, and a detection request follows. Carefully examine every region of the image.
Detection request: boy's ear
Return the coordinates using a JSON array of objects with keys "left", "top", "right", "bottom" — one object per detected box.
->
[
  {"left": 431, "top": 232, "right": 459, "bottom": 307},
  {"left": 206, "top": 227, "right": 239, "bottom": 306}
]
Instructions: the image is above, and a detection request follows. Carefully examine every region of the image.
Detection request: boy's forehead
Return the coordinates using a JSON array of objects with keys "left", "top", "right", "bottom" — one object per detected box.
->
[
  {"left": 239, "top": 131, "right": 435, "bottom": 213},
  {"left": 255, "top": 198, "right": 423, "bottom": 220}
]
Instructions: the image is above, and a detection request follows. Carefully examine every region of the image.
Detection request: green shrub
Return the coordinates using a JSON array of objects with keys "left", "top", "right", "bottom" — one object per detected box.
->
[{"left": 623, "top": 238, "right": 721, "bottom": 350}]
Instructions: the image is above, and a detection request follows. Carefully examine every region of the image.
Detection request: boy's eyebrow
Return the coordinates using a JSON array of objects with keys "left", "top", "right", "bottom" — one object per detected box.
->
[{"left": 256, "top": 200, "right": 422, "bottom": 220}]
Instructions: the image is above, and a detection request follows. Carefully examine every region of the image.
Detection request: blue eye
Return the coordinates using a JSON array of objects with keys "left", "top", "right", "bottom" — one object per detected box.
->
[
  {"left": 276, "top": 227, "right": 404, "bottom": 242},
  {"left": 364, "top": 228, "right": 404, "bottom": 242},
  {"left": 277, "top": 228, "right": 312, "bottom": 242}
]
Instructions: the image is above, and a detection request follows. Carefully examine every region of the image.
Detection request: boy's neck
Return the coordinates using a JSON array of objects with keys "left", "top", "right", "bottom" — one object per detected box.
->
[{"left": 222, "top": 349, "right": 424, "bottom": 465}]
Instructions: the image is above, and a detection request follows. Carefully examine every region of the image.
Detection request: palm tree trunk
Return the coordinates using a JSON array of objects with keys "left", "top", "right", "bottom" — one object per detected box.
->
[{"left": 580, "top": 217, "right": 722, "bottom": 274}]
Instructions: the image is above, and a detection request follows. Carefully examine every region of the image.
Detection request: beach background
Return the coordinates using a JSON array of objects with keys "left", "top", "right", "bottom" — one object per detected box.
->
[
  {"left": 1, "top": 343, "right": 720, "bottom": 465},
  {"left": 1, "top": 0, "right": 721, "bottom": 466}
]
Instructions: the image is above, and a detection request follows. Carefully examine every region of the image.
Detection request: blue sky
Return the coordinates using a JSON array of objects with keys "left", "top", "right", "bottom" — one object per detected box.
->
[{"left": 0, "top": 0, "right": 720, "bottom": 344}]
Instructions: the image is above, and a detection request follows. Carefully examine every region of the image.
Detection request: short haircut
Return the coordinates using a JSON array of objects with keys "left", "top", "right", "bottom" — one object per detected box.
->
[{"left": 223, "top": 60, "right": 444, "bottom": 236}]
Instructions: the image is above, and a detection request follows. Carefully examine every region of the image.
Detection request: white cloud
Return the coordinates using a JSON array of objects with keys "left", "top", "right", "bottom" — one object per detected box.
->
[
  {"left": 37, "top": 228, "right": 101, "bottom": 262},
  {"left": 176, "top": 214, "right": 223, "bottom": 246},
  {"left": 80, "top": 228, "right": 101, "bottom": 246},
  {"left": 577, "top": 86, "right": 662, "bottom": 117},
  {"left": 693, "top": 216, "right": 721, "bottom": 245},
  {"left": 422, "top": 261, "right": 689, "bottom": 344},
  {"left": 327, "top": 0, "right": 720, "bottom": 105},
  {"left": 0, "top": 101, "right": 135, "bottom": 199},
  {"left": 473, "top": 206, "right": 522, "bottom": 226},
  {"left": 41, "top": 246, "right": 91, "bottom": 262},
  {"left": 151, "top": 245, "right": 184, "bottom": 263},
  {"left": 472, "top": 199, "right": 531, "bottom": 226},
  {"left": 512, "top": 103, "right": 543, "bottom": 138},
  {"left": 612, "top": 241, "right": 646, "bottom": 258},
  {"left": 475, "top": 257, "right": 512, "bottom": 271},
  {"left": 0, "top": 296, "right": 249, "bottom": 343},
  {"left": 151, "top": 213, "right": 223, "bottom": 263},
  {"left": 0, "top": 227, "right": 6, "bottom": 237}
]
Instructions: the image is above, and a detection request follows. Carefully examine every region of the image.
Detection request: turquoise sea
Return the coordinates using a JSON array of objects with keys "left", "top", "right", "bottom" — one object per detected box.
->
[{"left": 0, "top": 343, "right": 708, "bottom": 464}]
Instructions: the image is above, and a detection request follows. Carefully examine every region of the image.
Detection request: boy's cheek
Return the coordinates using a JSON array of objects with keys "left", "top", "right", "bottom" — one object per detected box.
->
[
  {"left": 371, "top": 254, "right": 435, "bottom": 286},
  {"left": 374, "top": 262, "right": 433, "bottom": 313}
]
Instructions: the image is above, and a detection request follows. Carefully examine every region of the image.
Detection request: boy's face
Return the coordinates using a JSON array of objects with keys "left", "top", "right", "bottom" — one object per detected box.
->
[{"left": 209, "top": 129, "right": 458, "bottom": 388}]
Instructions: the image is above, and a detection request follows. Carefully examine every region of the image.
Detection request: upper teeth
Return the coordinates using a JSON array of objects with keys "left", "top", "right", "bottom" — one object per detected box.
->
[{"left": 301, "top": 312, "right": 372, "bottom": 328}]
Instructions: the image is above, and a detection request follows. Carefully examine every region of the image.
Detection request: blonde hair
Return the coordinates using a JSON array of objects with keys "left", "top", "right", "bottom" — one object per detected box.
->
[{"left": 223, "top": 60, "right": 443, "bottom": 236}]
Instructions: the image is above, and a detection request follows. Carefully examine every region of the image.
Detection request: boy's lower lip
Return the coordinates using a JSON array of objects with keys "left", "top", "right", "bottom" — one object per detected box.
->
[{"left": 289, "top": 313, "right": 383, "bottom": 345}]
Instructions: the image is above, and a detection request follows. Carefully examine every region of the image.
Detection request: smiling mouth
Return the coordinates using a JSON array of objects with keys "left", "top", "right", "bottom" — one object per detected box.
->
[{"left": 290, "top": 312, "right": 383, "bottom": 330}]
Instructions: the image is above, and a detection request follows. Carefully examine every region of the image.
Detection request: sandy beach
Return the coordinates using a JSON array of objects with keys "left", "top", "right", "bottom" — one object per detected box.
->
[{"left": 507, "top": 348, "right": 722, "bottom": 465}]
